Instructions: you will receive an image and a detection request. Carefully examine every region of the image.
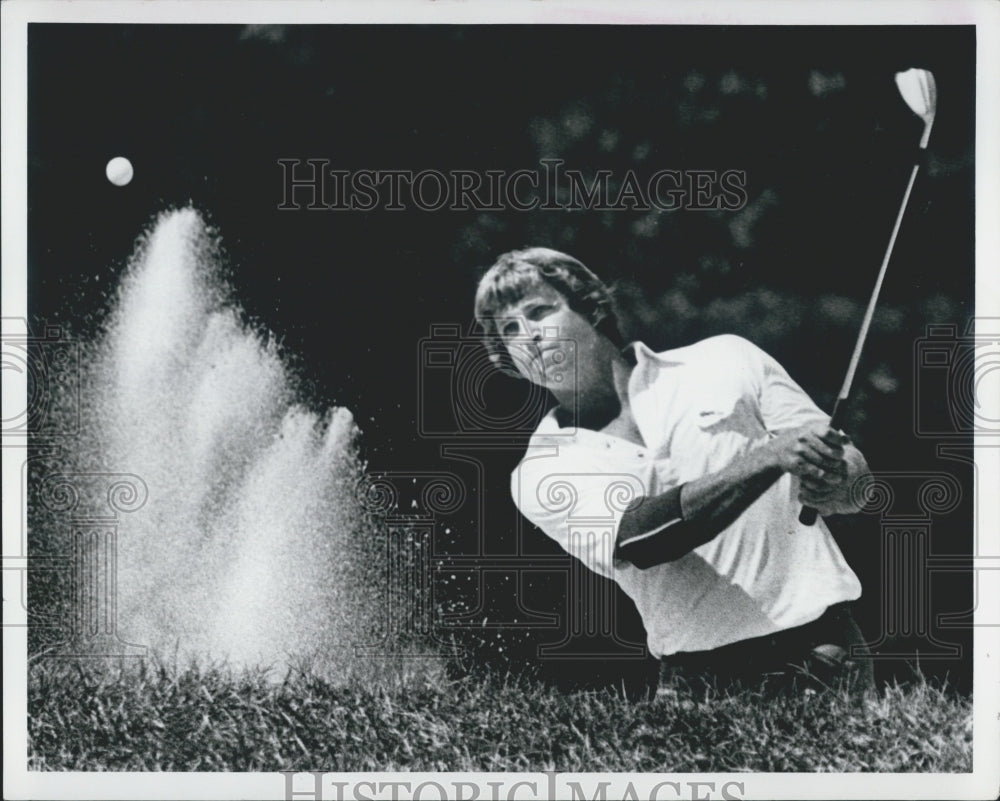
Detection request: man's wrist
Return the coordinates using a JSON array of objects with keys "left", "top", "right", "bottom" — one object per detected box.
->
[{"left": 750, "top": 437, "right": 781, "bottom": 472}]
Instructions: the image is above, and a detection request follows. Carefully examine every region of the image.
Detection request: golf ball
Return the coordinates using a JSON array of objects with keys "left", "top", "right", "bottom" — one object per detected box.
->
[{"left": 105, "top": 156, "right": 134, "bottom": 187}]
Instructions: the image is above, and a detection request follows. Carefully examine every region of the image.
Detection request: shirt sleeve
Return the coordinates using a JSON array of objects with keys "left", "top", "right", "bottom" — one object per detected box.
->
[
  {"left": 740, "top": 338, "right": 830, "bottom": 433},
  {"left": 511, "top": 451, "right": 649, "bottom": 578}
]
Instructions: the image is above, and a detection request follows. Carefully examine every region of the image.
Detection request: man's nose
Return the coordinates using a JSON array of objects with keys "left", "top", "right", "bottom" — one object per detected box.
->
[{"left": 510, "top": 317, "right": 542, "bottom": 342}]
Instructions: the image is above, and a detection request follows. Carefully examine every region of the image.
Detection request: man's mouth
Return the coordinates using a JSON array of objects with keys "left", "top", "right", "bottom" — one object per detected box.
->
[
  {"left": 534, "top": 345, "right": 565, "bottom": 375},
  {"left": 513, "top": 343, "right": 566, "bottom": 383}
]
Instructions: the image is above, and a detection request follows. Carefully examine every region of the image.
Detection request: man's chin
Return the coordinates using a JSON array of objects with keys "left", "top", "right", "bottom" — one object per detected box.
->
[
  {"left": 514, "top": 358, "right": 571, "bottom": 390},
  {"left": 516, "top": 359, "right": 549, "bottom": 387}
]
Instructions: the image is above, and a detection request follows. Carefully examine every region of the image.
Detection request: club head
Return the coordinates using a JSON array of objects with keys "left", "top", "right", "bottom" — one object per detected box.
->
[{"left": 894, "top": 68, "right": 937, "bottom": 149}]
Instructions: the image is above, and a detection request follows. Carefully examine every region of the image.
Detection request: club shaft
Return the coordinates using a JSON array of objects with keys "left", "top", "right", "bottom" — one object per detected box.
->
[
  {"left": 837, "top": 158, "right": 922, "bottom": 401},
  {"left": 800, "top": 153, "right": 924, "bottom": 527}
]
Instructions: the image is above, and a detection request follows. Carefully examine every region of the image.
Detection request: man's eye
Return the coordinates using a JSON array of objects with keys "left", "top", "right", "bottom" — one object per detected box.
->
[
  {"left": 528, "top": 305, "right": 553, "bottom": 320},
  {"left": 501, "top": 322, "right": 520, "bottom": 337}
]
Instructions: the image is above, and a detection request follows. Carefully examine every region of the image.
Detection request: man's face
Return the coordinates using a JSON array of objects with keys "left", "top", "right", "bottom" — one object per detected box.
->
[{"left": 496, "top": 285, "right": 599, "bottom": 393}]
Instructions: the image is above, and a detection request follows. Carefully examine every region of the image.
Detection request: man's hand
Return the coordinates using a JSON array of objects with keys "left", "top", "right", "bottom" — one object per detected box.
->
[
  {"left": 762, "top": 424, "right": 867, "bottom": 515},
  {"left": 799, "top": 468, "right": 847, "bottom": 506},
  {"left": 764, "top": 424, "right": 848, "bottom": 480}
]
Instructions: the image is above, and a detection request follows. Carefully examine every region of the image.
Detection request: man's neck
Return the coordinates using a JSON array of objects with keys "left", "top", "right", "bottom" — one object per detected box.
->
[{"left": 552, "top": 347, "right": 633, "bottom": 431}]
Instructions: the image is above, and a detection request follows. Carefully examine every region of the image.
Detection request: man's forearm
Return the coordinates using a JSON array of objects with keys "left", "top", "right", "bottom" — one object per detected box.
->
[
  {"left": 616, "top": 442, "right": 783, "bottom": 568},
  {"left": 681, "top": 444, "right": 785, "bottom": 531}
]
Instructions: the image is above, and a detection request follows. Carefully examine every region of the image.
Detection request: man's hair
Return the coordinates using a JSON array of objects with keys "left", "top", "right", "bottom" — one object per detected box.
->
[{"left": 474, "top": 247, "right": 623, "bottom": 371}]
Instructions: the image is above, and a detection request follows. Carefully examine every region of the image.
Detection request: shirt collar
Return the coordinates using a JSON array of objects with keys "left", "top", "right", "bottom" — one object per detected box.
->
[
  {"left": 533, "top": 340, "right": 684, "bottom": 439},
  {"left": 625, "top": 340, "right": 687, "bottom": 367}
]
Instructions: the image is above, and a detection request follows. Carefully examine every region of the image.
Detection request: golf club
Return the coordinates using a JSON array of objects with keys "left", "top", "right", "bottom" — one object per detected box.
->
[{"left": 800, "top": 67, "right": 937, "bottom": 526}]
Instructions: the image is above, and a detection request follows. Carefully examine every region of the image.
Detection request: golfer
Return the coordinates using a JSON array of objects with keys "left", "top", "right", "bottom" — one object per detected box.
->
[{"left": 475, "top": 247, "right": 875, "bottom": 691}]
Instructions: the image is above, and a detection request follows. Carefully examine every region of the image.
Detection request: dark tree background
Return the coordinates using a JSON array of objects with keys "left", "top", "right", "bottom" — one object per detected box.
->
[{"left": 28, "top": 25, "right": 975, "bottom": 690}]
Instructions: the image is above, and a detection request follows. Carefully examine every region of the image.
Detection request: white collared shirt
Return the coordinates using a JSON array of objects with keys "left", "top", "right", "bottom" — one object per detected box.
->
[{"left": 511, "top": 334, "right": 862, "bottom": 658}]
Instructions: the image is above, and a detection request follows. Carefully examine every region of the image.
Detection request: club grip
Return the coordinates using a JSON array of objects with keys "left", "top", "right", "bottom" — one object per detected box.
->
[
  {"left": 799, "top": 402, "right": 848, "bottom": 526},
  {"left": 798, "top": 505, "right": 820, "bottom": 526}
]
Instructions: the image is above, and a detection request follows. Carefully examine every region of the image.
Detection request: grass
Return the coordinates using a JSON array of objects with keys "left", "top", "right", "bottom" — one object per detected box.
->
[{"left": 27, "top": 657, "right": 972, "bottom": 772}]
